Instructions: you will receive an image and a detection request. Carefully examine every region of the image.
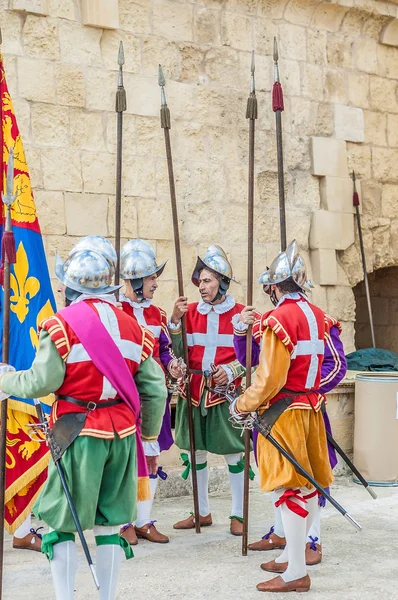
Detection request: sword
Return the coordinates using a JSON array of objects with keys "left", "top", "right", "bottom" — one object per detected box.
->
[
  {"left": 206, "top": 387, "right": 362, "bottom": 532},
  {"left": 33, "top": 399, "right": 100, "bottom": 590}
]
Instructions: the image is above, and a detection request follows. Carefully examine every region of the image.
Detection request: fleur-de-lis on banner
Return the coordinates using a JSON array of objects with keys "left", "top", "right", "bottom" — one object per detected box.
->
[{"left": 10, "top": 241, "right": 40, "bottom": 323}]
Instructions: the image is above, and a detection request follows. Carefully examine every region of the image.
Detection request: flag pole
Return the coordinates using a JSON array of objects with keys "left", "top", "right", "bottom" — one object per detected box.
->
[
  {"left": 158, "top": 65, "right": 201, "bottom": 533},
  {"left": 0, "top": 146, "right": 17, "bottom": 598},
  {"left": 272, "top": 38, "right": 287, "bottom": 252},
  {"left": 114, "top": 41, "right": 126, "bottom": 289},
  {"left": 242, "top": 51, "right": 257, "bottom": 557}
]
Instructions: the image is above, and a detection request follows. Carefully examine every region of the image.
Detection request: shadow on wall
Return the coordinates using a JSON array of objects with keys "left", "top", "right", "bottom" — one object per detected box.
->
[{"left": 354, "top": 266, "right": 398, "bottom": 351}]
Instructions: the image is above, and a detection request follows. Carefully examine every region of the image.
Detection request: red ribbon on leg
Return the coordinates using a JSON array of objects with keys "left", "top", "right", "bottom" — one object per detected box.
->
[{"left": 275, "top": 489, "right": 309, "bottom": 518}]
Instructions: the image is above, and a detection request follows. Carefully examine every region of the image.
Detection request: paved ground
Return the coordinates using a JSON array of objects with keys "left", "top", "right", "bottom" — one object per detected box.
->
[{"left": 4, "top": 477, "right": 398, "bottom": 599}]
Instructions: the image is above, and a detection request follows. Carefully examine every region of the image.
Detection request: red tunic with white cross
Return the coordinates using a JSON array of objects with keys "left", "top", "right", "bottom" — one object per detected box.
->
[
  {"left": 179, "top": 301, "right": 245, "bottom": 408},
  {"left": 40, "top": 299, "right": 155, "bottom": 439},
  {"left": 260, "top": 295, "right": 338, "bottom": 411}
]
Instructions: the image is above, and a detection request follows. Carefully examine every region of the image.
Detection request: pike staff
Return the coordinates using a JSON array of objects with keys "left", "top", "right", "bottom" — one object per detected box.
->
[
  {"left": 114, "top": 41, "right": 126, "bottom": 288},
  {"left": 242, "top": 51, "right": 258, "bottom": 557},
  {"left": 158, "top": 65, "right": 201, "bottom": 534},
  {"left": 352, "top": 171, "right": 376, "bottom": 348},
  {"left": 0, "top": 147, "right": 17, "bottom": 598},
  {"left": 272, "top": 38, "right": 287, "bottom": 252}
]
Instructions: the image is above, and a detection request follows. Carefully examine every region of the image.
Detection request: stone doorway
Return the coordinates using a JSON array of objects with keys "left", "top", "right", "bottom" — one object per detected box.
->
[{"left": 353, "top": 267, "right": 398, "bottom": 351}]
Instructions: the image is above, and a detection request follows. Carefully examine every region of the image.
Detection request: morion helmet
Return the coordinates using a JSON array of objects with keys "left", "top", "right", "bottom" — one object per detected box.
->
[
  {"left": 258, "top": 240, "right": 313, "bottom": 292},
  {"left": 192, "top": 244, "right": 234, "bottom": 301},
  {"left": 69, "top": 236, "right": 117, "bottom": 272},
  {"left": 120, "top": 239, "right": 166, "bottom": 302},
  {"left": 55, "top": 249, "right": 121, "bottom": 302}
]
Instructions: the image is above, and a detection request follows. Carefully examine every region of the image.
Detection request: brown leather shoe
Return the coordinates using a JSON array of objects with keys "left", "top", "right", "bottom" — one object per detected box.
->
[
  {"left": 248, "top": 528, "right": 286, "bottom": 551},
  {"left": 305, "top": 541, "right": 322, "bottom": 565},
  {"left": 173, "top": 513, "right": 212, "bottom": 529},
  {"left": 260, "top": 559, "right": 288, "bottom": 573},
  {"left": 230, "top": 517, "right": 243, "bottom": 536},
  {"left": 13, "top": 530, "right": 42, "bottom": 552},
  {"left": 120, "top": 524, "right": 138, "bottom": 546},
  {"left": 257, "top": 574, "right": 311, "bottom": 593},
  {"left": 135, "top": 522, "right": 169, "bottom": 544}
]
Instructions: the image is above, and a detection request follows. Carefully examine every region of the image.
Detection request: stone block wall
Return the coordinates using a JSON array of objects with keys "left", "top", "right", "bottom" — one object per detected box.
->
[{"left": 0, "top": 0, "right": 397, "bottom": 337}]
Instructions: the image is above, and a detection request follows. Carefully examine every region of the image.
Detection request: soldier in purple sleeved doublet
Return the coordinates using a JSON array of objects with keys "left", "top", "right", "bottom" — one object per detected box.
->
[{"left": 232, "top": 314, "right": 347, "bottom": 560}]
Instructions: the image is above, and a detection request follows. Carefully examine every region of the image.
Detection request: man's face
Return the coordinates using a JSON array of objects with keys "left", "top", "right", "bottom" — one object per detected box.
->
[
  {"left": 142, "top": 274, "right": 158, "bottom": 299},
  {"left": 198, "top": 269, "right": 219, "bottom": 303}
]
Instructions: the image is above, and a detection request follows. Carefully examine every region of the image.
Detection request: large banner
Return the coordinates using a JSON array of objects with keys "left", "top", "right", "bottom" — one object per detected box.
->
[{"left": 0, "top": 52, "right": 56, "bottom": 532}]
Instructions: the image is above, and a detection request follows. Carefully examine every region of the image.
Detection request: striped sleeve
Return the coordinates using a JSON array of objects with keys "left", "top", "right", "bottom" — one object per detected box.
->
[
  {"left": 263, "top": 315, "right": 295, "bottom": 354},
  {"left": 141, "top": 326, "right": 155, "bottom": 361},
  {"left": 319, "top": 325, "right": 347, "bottom": 394},
  {"left": 39, "top": 316, "right": 71, "bottom": 361}
]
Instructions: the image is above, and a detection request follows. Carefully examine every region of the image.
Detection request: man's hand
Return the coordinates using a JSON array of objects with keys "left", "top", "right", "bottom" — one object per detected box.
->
[
  {"left": 171, "top": 296, "right": 188, "bottom": 325},
  {"left": 146, "top": 455, "right": 159, "bottom": 476},
  {"left": 212, "top": 366, "right": 229, "bottom": 386},
  {"left": 239, "top": 306, "right": 256, "bottom": 325},
  {"left": 169, "top": 358, "right": 187, "bottom": 379}
]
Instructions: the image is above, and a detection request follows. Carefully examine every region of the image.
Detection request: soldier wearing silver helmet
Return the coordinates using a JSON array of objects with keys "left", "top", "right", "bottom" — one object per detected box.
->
[
  {"left": 230, "top": 241, "right": 346, "bottom": 594},
  {"left": 119, "top": 239, "right": 185, "bottom": 545},
  {"left": 0, "top": 246, "right": 167, "bottom": 600},
  {"left": 169, "top": 245, "right": 253, "bottom": 536}
]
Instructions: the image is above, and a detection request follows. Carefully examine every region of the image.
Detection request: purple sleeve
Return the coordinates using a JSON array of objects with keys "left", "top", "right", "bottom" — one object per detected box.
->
[
  {"left": 233, "top": 333, "right": 260, "bottom": 367},
  {"left": 159, "top": 329, "right": 174, "bottom": 371},
  {"left": 318, "top": 325, "right": 347, "bottom": 395}
]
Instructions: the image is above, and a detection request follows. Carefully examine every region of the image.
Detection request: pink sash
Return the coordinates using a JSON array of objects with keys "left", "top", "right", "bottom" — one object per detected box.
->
[{"left": 59, "top": 301, "right": 150, "bottom": 500}]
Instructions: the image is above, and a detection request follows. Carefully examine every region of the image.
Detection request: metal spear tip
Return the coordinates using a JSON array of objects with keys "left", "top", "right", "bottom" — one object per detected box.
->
[
  {"left": 273, "top": 37, "right": 279, "bottom": 62},
  {"left": 2, "top": 147, "right": 16, "bottom": 207},
  {"left": 158, "top": 64, "right": 166, "bottom": 87},
  {"left": 118, "top": 41, "right": 125, "bottom": 66},
  {"left": 251, "top": 50, "right": 255, "bottom": 73}
]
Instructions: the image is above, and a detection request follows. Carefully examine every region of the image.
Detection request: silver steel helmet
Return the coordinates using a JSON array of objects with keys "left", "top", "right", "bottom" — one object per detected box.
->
[
  {"left": 121, "top": 238, "right": 156, "bottom": 260},
  {"left": 55, "top": 249, "right": 122, "bottom": 298},
  {"left": 258, "top": 240, "right": 312, "bottom": 291},
  {"left": 192, "top": 245, "right": 234, "bottom": 301},
  {"left": 120, "top": 244, "right": 166, "bottom": 302},
  {"left": 69, "top": 236, "right": 117, "bottom": 271}
]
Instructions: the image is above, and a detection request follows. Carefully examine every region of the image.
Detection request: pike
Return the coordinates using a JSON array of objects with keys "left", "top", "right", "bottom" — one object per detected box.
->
[
  {"left": 242, "top": 51, "right": 257, "bottom": 557},
  {"left": 158, "top": 65, "right": 201, "bottom": 533},
  {"left": 352, "top": 171, "right": 376, "bottom": 348},
  {"left": 114, "top": 41, "right": 127, "bottom": 289},
  {"left": 273, "top": 38, "right": 287, "bottom": 252},
  {"left": 0, "top": 146, "right": 17, "bottom": 599},
  {"left": 32, "top": 399, "right": 100, "bottom": 589}
]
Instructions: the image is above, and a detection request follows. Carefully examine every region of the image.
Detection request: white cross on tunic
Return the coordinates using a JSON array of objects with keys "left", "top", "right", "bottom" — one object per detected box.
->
[
  {"left": 186, "top": 311, "right": 235, "bottom": 371},
  {"left": 132, "top": 306, "right": 161, "bottom": 339},
  {"left": 66, "top": 302, "right": 142, "bottom": 400},
  {"left": 291, "top": 301, "right": 325, "bottom": 389}
]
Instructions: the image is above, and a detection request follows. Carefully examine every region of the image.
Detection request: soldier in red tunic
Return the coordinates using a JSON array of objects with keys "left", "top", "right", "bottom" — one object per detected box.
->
[
  {"left": 118, "top": 239, "right": 185, "bottom": 545},
  {"left": 0, "top": 246, "right": 167, "bottom": 600},
  {"left": 170, "top": 245, "right": 253, "bottom": 536},
  {"left": 230, "top": 241, "right": 335, "bottom": 593}
]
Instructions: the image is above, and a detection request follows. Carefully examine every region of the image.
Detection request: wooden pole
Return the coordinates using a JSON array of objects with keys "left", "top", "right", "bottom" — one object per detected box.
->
[
  {"left": 272, "top": 38, "right": 287, "bottom": 252},
  {"left": 242, "top": 52, "right": 257, "bottom": 556},
  {"left": 114, "top": 41, "right": 126, "bottom": 289},
  {"left": 158, "top": 66, "right": 201, "bottom": 533}
]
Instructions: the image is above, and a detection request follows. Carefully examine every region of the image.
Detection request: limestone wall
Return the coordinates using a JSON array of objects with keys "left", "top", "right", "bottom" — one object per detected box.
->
[{"left": 0, "top": 0, "right": 398, "bottom": 345}]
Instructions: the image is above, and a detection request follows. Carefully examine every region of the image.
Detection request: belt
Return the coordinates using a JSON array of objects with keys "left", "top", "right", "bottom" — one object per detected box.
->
[{"left": 56, "top": 395, "right": 123, "bottom": 411}]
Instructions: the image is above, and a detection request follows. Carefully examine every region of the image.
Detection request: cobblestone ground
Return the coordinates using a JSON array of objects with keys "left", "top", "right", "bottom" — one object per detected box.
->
[{"left": 4, "top": 477, "right": 398, "bottom": 600}]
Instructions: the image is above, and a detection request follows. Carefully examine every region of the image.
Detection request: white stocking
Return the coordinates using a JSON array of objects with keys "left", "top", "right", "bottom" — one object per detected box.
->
[
  {"left": 14, "top": 515, "right": 32, "bottom": 539},
  {"left": 272, "top": 491, "right": 285, "bottom": 538},
  {"left": 94, "top": 525, "right": 123, "bottom": 600},
  {"left": 307, "top": 504, "right": 321, "bottom": 544},
  {"left": 189, "top": 450, "right": 210, "bottom": 516},
  {"left": 225, "top": 453, "right": 244, "bottom": 519},
  {"left": 273, "top": 487, "right": 318, "bottom": 581},
  {"left": 50, "top": 540, "right": 77, "bottom": 600},
  {"left": 135, "top": 477, "right": 158, "bottom": 528}
]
